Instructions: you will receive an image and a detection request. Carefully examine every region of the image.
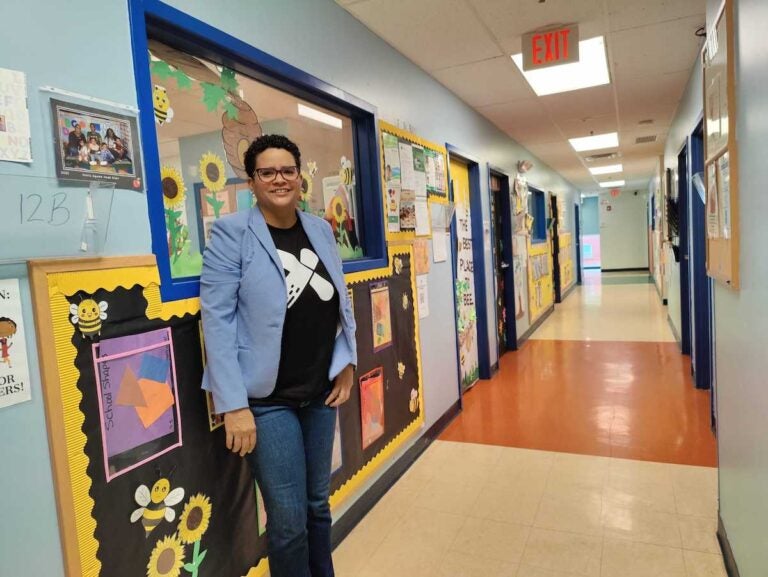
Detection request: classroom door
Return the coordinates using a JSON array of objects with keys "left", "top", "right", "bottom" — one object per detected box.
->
[
  {"left": 574, "top": 204, "right": 583, "bottom": 284},
  {"left": 550, "top": 194, "right": 562, "bottom": 302},
  {"left": 678, "top": 145, "right": 692, "bottom": 356},
  {"left": 450, "top": 157, "right": 479, "bottom": 391},
  {"left": 490, "top": 173, "right": 517, "bottom": 356}
]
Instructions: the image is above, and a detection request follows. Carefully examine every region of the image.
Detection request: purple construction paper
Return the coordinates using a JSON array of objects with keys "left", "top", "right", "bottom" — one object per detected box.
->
[{"left": 94, "top": 329, "right": 177, "bottom": 459}]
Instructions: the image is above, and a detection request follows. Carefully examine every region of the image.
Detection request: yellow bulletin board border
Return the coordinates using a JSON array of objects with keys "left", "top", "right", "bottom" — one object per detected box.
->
[
  {"left": 29, "top": 253, "right": 424, "bottom": 577},
  {"left": 703, "top": 0, "right": 739, "bottom": 289},
  {"left": 28, "top": 255, "right": 182, "bottom": 577},
  {"left": 330, "top": 244, "right": 425, "bottom": 506},
  {"left": 527, "top": 239, "right": 554, "bottom": 323},
  {"left": 379, "top": 121, "right": 449, "bottom": 244}
]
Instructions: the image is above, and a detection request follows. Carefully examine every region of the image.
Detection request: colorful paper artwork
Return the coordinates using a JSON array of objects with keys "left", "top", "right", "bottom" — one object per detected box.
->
[
  {"left": 360, "top": 367, "right": 385, "bottom": 450},
  {"left": 93, "top": 327, "right": 182, "bottom": 481},
  {"left": 413, "top": 239, "right": 430, "bottom": 275},
  {"left": 370, "top": 282, "right": 393, "bottom": 352},
  {"left": 0, "top": 278, "right": 32, "bottom": 409},
  {"left": 0, "top": 68, "right": 32, "bottom": 163}
]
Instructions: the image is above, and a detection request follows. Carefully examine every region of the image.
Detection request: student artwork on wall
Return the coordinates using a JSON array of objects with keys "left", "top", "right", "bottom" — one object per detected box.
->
[
  {"left": 50, "top": 99, "right": 143, "bottom": 191},
  {"left": 527, "top": 240, "right": 555, "bottom": 322},
  {"left": 370, "top": 281, "right": 393, "bottom": 352},
  {"left": 29, "top": 249, "right": 424, "bottom": 577},
  {"left": 0, "top": 67, "right": 32, "bottom": 163},
  {"left": 379, "top": 121, "right": 448, "bottom": 242},
  {"left": 0, "top": 278, "right": 32, "bottom": 409}
]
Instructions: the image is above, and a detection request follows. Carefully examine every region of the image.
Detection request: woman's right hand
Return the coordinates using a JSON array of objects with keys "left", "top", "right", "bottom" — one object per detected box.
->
[{"left": 224, "top": 408, "right": 257, "bottom": 457}]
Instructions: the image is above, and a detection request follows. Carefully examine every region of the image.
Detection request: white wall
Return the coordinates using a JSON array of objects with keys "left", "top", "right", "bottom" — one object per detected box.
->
[
  {"left": 712, "top": 1, "right": 768, "bottom": 575},
  {"left": 0, "top": 1, "right": 580, "bottom": 575},
  {"left": 598, "top": 190, "right": 649, "bottom": 270}
]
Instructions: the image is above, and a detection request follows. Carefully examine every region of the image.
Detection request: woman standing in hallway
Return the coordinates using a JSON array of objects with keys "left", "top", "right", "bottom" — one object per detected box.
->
[{"left": 200, "top": 134, "right": 357, "bottom": 577}]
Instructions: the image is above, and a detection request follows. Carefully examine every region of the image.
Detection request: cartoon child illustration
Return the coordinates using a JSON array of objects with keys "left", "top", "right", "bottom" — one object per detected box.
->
[{"left": 0, "top": 317, "right": 17, "bottom": 369}]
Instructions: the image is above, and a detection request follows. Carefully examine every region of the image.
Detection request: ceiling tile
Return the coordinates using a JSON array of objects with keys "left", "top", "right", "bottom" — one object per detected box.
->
[
  {"left": 607, "top": 0, "right": 705, "bottom": 32},
  {"left": 347, "top": 0, "right": 503, "bottom": 71},
  {"left": 556, "top": 115, "right": 618, "bottom": 138},
  {"left": 616, "top": 70, "right": 691, "bottom": 110},
  {"left": 609, "top": 15, "right": 705, "bottom": 77},
  {"left": 432, "top": 57, "right": 534, "bottom": 107},
  {"left": 540, "top": 85, "right": 617, "bottom": 123}
]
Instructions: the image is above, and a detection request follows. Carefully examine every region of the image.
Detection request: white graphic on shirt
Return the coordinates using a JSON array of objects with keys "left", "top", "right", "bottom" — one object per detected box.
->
[{"left": 277, "top": 248, "right": 335, "bottom": 308}]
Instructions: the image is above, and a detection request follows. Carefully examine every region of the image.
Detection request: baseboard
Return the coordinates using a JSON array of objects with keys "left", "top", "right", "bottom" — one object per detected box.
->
[
  {"left": 560, "top": 282, "right": 577, "bottom": 302},
  {"left": 601, "top": 267, "right": 650, "bottom": 273},
  {"left": 583, "top": 266, "right": 601, "bottom": 270},
  {"left": 718, "top": 515, "right": 741, "bottom": 577},
  {"left": 517, "top": 306, "right": 554, "bottom": 346},
  {"left": 330, "top": 399, "right": 462, "bottom": 548}
]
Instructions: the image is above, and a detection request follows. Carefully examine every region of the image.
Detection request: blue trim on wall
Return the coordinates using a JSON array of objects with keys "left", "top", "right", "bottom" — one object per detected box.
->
[
  {"left": 529, "top": 186, "right": 547, "bottom": 244},
  {"left": 677, "top": 144, "right": 692, "bottom": 355},
  {"left": 127, "top": 0, "right": 386, "bottom": 300},
  {"left": 575, "top": 204, "right": 582, "bottom": 284},
  {"left": 447, "top": 144, "right": 490, "bottom": 381}
]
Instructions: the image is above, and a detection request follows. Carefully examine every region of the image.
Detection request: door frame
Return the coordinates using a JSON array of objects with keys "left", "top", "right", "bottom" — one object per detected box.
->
[
  {"left": 488, "top": 164, "right": 518, "bottom": 355},
  {"left": 574, "top": 204, "right": 583, "bottom": 284},
  {"left": 550, "top": 193, "right": 562, "bottom": 302},
  {"left": 677, "top": 142, "right": 692, "bottom": 355},
  {"left": 447, "top": 145, "right": 491, "bottom": 388}
]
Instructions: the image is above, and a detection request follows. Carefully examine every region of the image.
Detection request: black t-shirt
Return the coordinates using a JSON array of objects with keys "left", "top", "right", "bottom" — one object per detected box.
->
[{"left": 252, "top": 219, "right": 340, "bottom": 406}]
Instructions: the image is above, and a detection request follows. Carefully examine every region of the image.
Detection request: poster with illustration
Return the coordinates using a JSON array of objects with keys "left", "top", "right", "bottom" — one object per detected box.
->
[
  {"left": 0, "top": 68, "right": 32, "bottom": 163},
  {"left": 0, "top": 278, "right": 32, "bottom": 408},
  {"left": 370, "top": 282, "right": 393, "bottom": 352},
  {"left": 93, "top": 327, "right": 182, "bottom": 480},
  {"left": 359, "top": 367, "right": 385, "bottom": 450}
]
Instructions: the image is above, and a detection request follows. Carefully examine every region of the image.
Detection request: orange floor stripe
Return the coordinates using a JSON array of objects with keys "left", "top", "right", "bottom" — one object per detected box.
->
[{"left": 439, "top": 339, "right": 717, "bottom": 467}]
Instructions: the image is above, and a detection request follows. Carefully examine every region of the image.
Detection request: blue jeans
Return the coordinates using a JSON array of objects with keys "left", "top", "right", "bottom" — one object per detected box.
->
[{"left": 247, "top": 399, "right": 337, "bottom": 577}]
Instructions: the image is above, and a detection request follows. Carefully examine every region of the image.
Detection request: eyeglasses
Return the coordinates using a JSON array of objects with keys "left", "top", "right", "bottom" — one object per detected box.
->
[{"left": 254, "top": 166, "right": 300, "bottom": 182}]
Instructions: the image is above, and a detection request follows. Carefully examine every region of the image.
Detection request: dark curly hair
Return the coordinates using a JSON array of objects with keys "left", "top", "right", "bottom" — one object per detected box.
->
[{"left": 243, "top": 134, "right": 301, "bottom": 179}]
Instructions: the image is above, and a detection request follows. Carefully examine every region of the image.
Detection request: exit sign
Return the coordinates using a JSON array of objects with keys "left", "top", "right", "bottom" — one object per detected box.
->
[{"left": 522, "top": 24, "right": 580, "bottom": 71}]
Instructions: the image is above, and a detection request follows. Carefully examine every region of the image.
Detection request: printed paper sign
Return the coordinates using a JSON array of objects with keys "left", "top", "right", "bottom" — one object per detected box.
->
[
  {"left": 0, "top": 68, "right": 32, "bottom": 163},
  {"left": 0, "top": 279, "right": 32, "bottom": 408}
]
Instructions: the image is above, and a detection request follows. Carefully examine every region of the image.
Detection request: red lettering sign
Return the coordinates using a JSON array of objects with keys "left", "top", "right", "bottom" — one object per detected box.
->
[{"left": 521, "top": 24, "right": 580, "bottom": 71}]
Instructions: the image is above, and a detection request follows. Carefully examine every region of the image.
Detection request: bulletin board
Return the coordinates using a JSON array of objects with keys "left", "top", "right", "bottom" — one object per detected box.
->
[
  {"left": 28, "top": 250, "right": 424, "bottom": 577},
  {"left": 528, "top": 240, "right": 554, "bottom": 323},
  {"left": 558, "top": 232, "right": 575, "bottom": 292},
  {"left": 703, "top": 0, "right": 739, "bottom": 289},
  {"left": 379, "top": 121, "right": 449, "bottom": 244}
]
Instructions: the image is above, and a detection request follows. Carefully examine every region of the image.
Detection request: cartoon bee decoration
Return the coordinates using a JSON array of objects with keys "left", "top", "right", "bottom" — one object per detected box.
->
[
  {"left": 70, "top": 297, "right": 108, "bottom": 339},
  {"left": 153, "top": 84, "right": 174, "bottom": 125},
  {"left": 339, "top": 156, "right": 353, "bottom": 186},
  {"left": 130, "top": 477, "right": 185, "bottom": 537}
]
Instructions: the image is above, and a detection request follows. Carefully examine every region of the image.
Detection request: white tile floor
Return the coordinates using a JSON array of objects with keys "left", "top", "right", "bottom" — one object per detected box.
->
[
  {"left": 530, "top": 272, "right": 675, "bottom": 343},
  {"left": 332, "top": 441, "right": 725, "bottom": 577}
]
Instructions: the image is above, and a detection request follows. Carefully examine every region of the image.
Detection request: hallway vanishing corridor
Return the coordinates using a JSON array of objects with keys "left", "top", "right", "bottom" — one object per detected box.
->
[{"left": 333, "top": 273, "right": 723, "bottom": 577}]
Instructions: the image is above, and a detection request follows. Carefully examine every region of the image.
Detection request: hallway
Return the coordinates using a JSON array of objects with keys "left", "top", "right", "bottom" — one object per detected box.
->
[{"left": 333, "top": 273, "right": 723, "bottom": 577}]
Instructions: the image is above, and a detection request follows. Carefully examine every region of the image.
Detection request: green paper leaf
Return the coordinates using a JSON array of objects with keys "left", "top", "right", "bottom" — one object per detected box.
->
[
  {"left": 172, "top": 70, "right": 193, "bottom": 90},
  {"left": 223, "top": 100, "right": 239, "bottom": 120},
  {"left": 220, "top": 67, "right": 239, "bottom": 92},
  {"left": 201, "top": 82, "right": 227, "bottom": 112},
  {"left": 151, "top": 60, "right": 174, "bottom": 80},
  {"left": 197, "top": 549, "right": 207, "bottom": 563},
  {"left": 183, "top": 562, "right": 196, "bottom": 571}
]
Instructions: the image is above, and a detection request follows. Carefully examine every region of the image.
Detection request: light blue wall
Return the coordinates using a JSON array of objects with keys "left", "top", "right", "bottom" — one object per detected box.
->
[
  {"left": 0, "top": 1, "right": 580, "bottom": 574},
  {"left": 599, "top": 191, "right": 649, "bottom": 270},
  {"left": 581, "top": 197, "right": 599, "bottom": 235},
  {"left": 713, "top": 1, "right": 768, "bottom": 575}
]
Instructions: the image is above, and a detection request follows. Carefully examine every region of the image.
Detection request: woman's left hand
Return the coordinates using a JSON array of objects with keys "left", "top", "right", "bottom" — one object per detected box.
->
[{"left": 326, "top": 364, "right": 355, "bottom": 407}]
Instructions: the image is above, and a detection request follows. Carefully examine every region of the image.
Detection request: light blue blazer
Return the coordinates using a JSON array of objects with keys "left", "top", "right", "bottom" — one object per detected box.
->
[{"left": 200, "top": 206, "right": 357, "bottom": 413}]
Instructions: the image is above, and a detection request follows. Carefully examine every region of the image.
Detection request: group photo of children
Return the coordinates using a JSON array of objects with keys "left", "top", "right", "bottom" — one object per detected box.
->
[{"left": 51, "top": 99, "right": 143, "bottom": 190}]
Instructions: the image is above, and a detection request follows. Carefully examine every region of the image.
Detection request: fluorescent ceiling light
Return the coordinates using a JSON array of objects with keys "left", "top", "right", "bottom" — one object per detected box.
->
[
  {"left": 297, "top": 103, "right": 342, "bottom": 129},
  {"left": 511, "top": 36, "right": 610, "bottom": 96},
  {"left": 589, "top": 164, "right": 623, "bottom": 175},
  {"left": 569, "top": 132, "right": 619, "bottom": 152},
  {"left": 600, "top": 180, "right": 625, "bottom": 188}
]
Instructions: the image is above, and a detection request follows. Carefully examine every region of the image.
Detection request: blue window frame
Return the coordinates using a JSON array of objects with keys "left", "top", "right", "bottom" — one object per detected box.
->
[
  {"left": 128, "top": 0, "right": 385, "bottom": 301},
  {"left": 529, "top": 187, "right": 547, "bottom": 243}
]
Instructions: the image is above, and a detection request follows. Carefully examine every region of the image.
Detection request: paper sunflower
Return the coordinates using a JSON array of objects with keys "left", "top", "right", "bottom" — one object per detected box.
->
[
  {"left": 329, "top": 196, "right": 347, "bottom": 225},
  {"left": 300, "top": 170, "right": 313, "bottom": 204},
  {"left": 178, "top": 493, "right": 212, "bottom": 544},
  {"left": 200, "top": 152, "right": 227, "bottom": 193},
  {"left": 147, "top": 534, "right": 185, "bottom": 577},
  {"left": 161, "top": 166, "right": 186, "bottom": 209}
]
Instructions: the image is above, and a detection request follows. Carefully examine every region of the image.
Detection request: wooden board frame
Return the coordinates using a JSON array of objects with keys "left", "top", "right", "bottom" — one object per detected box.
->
[{"left": 703, "top": 0, "right": 739, "bottom": 289}]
